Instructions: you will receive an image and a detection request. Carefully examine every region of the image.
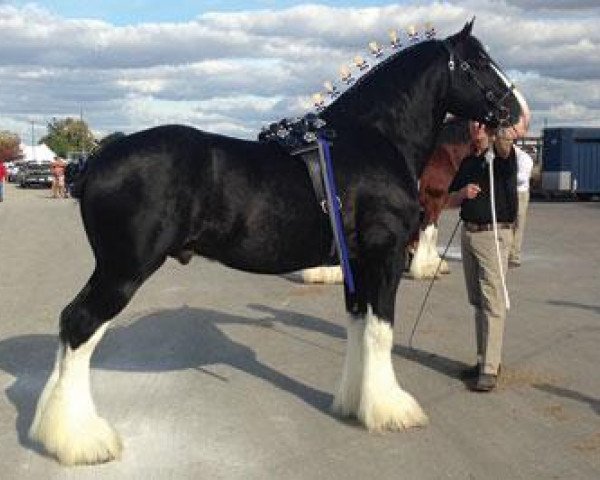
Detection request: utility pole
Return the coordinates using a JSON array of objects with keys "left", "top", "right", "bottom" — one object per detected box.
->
[
  {"left": 80, "top": 104, "right": 86, "bottom": 160},
  {"left": 30, "top": 120, "right": 36, "bottom": 161}
]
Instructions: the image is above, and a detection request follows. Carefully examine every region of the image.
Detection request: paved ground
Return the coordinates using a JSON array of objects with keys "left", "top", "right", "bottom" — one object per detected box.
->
[{"left": 0, "top": 182, "right": 598, "bottom": 479}]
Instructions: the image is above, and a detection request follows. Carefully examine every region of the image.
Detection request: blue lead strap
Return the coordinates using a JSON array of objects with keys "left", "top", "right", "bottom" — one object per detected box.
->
[{"left": 317, "top": 137, "right": 356, "bottom": 294}]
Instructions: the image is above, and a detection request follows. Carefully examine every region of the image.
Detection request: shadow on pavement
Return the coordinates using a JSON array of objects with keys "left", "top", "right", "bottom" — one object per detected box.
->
[
  {"left": 0, "top": 306, "right": 333, "bottom": 454},
  {"left": 248, "top": 304, "right": 471, "bottom": 382},
  {"left": 0, "top": 304, "right": 468, "bottom": 454},
  {"left": 533, "top": 383, "right": 600, "bottom": 416},
  {"left": 547, "top": 300, "right": 600, "bottom": 315}
]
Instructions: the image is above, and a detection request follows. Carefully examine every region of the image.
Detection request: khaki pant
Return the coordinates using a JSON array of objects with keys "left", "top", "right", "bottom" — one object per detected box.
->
[
  {"left": 461, "top": 225, "right": 512, "bottom": 375},
  {"left": 510, "top": 191, "right": 529, "bottom": 264}
]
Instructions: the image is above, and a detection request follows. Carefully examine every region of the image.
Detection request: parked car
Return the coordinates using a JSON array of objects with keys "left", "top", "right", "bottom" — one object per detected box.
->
[
  {"left": 7, "top": 163, "right": 23, "bottom": 182},
  {"left": 19, "top": 161, "right": 53, "bottom": 188}
]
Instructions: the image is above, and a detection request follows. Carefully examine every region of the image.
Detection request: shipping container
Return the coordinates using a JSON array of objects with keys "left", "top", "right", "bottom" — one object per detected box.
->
[{"left": 542, "top": 128, "right": 600, "bottom": 196}]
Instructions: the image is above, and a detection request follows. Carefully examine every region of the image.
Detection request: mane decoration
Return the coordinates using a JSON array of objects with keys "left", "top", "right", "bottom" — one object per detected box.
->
[
  {"left": 311, "top": 22, "right": 437, "bottom": 113},
  {"left": 258, "top": 23, "right": 436, "bottom": 149},
  {"left": 258, "top": 113, "right": 335, "bottom": 150}
]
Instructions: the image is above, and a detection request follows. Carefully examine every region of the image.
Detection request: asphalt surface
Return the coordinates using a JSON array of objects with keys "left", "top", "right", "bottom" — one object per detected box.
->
[{"left": 0, "top": 182, "right": 599, "bottom": 479}]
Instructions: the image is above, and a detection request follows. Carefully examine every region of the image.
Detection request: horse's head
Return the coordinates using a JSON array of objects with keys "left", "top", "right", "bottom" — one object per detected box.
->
[{"left": 444, "top": 20, "right": 530, "bottom": 139}]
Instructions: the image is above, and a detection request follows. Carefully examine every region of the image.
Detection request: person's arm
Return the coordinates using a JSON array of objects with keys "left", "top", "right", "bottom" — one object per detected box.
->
[
  {"left": 446, "top": 183, "right": 481, "bottom": 208},
  {"left": 446, "top": 156, "right": 481, "bottom": 208},
  {"left": 515, "top": 147, "right": 534, "bottom": 186}
]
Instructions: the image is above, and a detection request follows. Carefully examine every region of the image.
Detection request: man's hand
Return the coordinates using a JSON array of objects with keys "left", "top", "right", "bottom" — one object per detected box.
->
[{"left": 461, "top": 183, "right": 481, "bottom": 200}]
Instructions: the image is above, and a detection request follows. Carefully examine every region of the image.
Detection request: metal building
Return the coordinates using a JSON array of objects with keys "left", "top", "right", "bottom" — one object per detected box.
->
[{"left": 542, "top": 127, "right": 600, "bottom": 197}]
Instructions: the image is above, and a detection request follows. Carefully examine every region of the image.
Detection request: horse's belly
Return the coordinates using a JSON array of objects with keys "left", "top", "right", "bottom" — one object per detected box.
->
[{"left": 194, "top": 216, "right": 330, "bottom": 275}]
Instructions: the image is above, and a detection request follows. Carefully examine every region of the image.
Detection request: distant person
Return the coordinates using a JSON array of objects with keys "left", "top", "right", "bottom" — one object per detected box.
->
[
  {"left": 0, "top": 161, "right": 6, "bottom": 202},
  {"left": 509, "top": 145, "right": 534, "bottom": 267},
  {"left": 51, "top": 157, "right": 67, "bottom": 199}
]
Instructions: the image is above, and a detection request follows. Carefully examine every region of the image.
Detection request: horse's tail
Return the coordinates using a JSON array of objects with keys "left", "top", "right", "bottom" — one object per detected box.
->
[{"left": 70, "top": 134, "right": 127, "bottom": 199}]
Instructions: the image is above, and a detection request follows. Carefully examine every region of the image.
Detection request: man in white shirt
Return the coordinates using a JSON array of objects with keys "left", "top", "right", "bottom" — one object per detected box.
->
[{"left": 509, "top": 145, "right": 534, "bottom": 267}]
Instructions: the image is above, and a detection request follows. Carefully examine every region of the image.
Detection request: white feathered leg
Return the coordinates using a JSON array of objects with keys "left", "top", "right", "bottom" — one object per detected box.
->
[
  {"left": 300, "top": 266, "right": 343, "bottom": 284},
  {"left": 331, "top": 315, "right": 365, "bottom": 417},
  {"left": 29, "top": 322, "right": 122, "bottom": 465},
  {"left": 358, "top": 309, "right": 428, "bottom": 430},
  {"left": 30, "top": 343, "right": 63, "bottom": 438},
  {"left": 429, "top": 224, "right": 450, "bottom": 274},
  {"left": 409, "top": 226, "right": 440, "bottom": 279}
]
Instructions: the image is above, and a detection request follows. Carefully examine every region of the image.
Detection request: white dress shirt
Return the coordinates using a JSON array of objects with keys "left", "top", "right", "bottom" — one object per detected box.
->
[{"left": 514, "top": 145, "right": 534, "bottom": 193}]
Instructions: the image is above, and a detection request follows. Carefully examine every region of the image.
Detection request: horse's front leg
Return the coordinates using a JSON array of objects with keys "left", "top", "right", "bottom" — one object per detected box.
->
[{"left": 332, "top": 234, "right": 428, "bottom": 431}]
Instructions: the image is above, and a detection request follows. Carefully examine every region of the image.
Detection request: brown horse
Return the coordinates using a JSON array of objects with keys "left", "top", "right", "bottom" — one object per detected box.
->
[{"left": 407, "top": 118, "right": 475, "bottom": 279}]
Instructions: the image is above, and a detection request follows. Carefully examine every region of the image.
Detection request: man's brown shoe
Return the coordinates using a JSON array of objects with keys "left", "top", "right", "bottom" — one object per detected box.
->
[
  {"left": 472, "top": 373, "right": 498, "bottom": 392},
  {"left": 459, "top": 364, "right": 480, "bottom": 380}
]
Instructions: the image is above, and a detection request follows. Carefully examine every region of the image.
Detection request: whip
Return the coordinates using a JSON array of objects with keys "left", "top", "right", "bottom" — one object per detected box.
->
[{"left": 407, "top": 216, "right": 462, "bottom": 349}]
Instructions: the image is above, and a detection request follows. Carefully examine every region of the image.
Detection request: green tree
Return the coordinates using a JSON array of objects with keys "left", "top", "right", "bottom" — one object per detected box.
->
[
  {"left": 39, "top": 117, "right": 96, "bottom": 158},
  {"left": 0, "top": 131, "right": 21, "bottom": 162}
]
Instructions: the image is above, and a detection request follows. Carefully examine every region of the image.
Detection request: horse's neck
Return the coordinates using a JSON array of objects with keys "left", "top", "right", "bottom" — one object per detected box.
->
[
  {"left": 446, "top": 143, "right": 473, "bottom": 172},
  {"left": 324, "top": 48, "right": 448, "bottom": 180}
]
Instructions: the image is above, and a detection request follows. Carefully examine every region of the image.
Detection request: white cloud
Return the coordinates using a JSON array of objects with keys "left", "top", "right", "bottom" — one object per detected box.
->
[
  {"left": 504, "top": 0, "right": 600, "bottom": 10},
  {"left": 550, "top": 102, "right": 588, "bottom": 119},
  {"left": 0, "top": 1, "right": 599, "bottom": 140}
]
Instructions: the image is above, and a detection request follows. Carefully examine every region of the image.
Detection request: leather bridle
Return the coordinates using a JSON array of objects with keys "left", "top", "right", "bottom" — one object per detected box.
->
[{"left": 443, "top": 40, "right": 516, "bottom": 128}]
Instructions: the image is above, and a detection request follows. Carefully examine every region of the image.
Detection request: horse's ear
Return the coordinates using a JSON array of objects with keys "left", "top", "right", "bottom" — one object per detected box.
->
[
  {"left": 448, "top": 18, "right": 475, "bottom": 46},
  {"left": 465, "top": 17, "right": 475, "bottom": 35}
]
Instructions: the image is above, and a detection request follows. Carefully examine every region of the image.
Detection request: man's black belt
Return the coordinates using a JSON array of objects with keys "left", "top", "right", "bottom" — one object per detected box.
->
[{"left": 464, "top": 222, "right": 513, "bottom": 233}]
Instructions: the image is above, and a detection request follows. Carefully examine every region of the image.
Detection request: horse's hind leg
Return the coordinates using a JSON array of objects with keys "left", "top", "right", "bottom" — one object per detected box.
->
[{"left": 30, "top": 262, "right": 161, "bottom": 465}]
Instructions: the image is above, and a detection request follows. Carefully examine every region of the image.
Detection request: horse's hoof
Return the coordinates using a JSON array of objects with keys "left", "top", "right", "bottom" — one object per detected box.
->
[
  {"left": 439, "top": 259, "right": 450, "bottom": 274},
  {"left": 331, "top": 396, "right": 359, "bottom": 418},
  {"left": 359, "top": 389, "right": 429, "bottom": 432},
  {"left": 30, "top": 399, "right": 122, "bottom": 466},
  {"left": 32, "top": 414, "right": 122, "bottom": 465}
]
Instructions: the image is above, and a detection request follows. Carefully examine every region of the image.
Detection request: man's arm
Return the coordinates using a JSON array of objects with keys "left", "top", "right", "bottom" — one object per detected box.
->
[
  {"left": 446, "top": 183, "right": 481, "bottom": 208},
  {"left": 514, "top": 146, "right": 534, "bottom": 186},
  {"left": 446, "top": 155, "right": 481, "bottom": 208}
]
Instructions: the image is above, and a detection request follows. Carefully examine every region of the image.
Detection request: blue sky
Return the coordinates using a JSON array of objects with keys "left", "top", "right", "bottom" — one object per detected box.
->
[{"left": 9, "top": 1, "right": 407, "bottom": 25}]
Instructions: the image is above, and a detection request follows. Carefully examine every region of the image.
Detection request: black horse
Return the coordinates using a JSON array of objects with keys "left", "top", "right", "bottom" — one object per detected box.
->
[{"left": 29, "top": 21, "right": 529, "bottom": 465}]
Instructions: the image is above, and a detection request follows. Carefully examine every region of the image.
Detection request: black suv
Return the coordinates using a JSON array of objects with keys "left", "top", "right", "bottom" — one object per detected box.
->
[{"left": 19, "top": 161, "right": 53, "bottom": 188}]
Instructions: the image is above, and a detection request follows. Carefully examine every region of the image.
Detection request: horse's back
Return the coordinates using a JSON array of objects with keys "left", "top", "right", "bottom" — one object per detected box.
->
[
  {"left": 86, "top": 125, "right": 260, "bottom": 174},
  {"left": 79, "top": 124, "right": 281, "bottom": 207}
]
